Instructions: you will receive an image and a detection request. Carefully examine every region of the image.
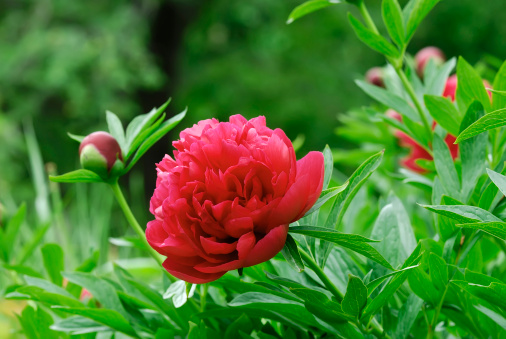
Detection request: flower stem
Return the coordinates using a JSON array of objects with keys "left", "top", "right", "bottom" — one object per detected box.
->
[
  {"left": 109, "top": 179, "right": 175, "bottom": 282},
  {"left": 200, "top": 283, "right": 209, "bottom": 312}
]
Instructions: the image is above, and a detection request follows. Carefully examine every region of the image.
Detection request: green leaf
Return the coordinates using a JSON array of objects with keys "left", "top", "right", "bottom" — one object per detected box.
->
[
  {"left": 50, "top": 316, "right": 109, "bottom": 335},
  {"left": 286, "top": 0, "right": 341, "bottom": 24},
  {"left": 455, "top": 108, "right": 506, "bottom": 143},
  {"left": 224, "top": 313, "right": 254, "bottom": 339},
  {"left": 17, "top": 222, "right": 51, "bottom": 265},
  {"left": 341, "top": 274, "right": 368, "bottom": 317},
  {"left": 324, "top": 150, "right": 384, "bottom": 229},
  {"left": 420, "top": 204, "right": 502, "bottom": 224},
  {"left": 290, "top": 287, "right": 353, "bottom": 323},
  {"left": 41, "top": 243, "right": 64, "bottom": 286},
  {"left": 408, "top": 266, "right": 440, "bottom": 304},
  {"left": 53, "top": 307, "right": 137, "bottom": 337},
  {"left": 365, "top": 265, "right": 419, "bottom": 296},
  {"left": 428, "top": 253, "right": 447, "bottom": 292},
  {"left": 487, "top": 168, "right": 506, "bottom": 197},
  {"left": 11, "top": 285, "right": 83, "bottom": 308},
  {"left": 456, "top": 56, "right": 492, "bottom": 112},
  {"left": 290, "top": 226, "right": 394, "bottom": 270},
  {"left": 356, "top": 80, "right": 419, "bottom": 122},
  {"left": 18, "top": 305, "right": 60, "bottom": 339},
  {"left": 125, "top": 114, "right": 166, "bottom": 160},
  {"left": 465, "top": 268, "right": 503, "bottom": 286},
  {"left": 370, "top": 195, "right": 417, "bottom": 271},
  {"left": 395, "top": 293, "right": 424, "bottom": 338},
  {"left": 492, "top": 60, "right": 506, "bottom": 111},
  {"left": 125, "top": 98, "right": 171, "bottom": 152},
  {"left": 3, "top": 264, "right": 43, "bottom": 278},
  {"left": 382, "top": 0, "right": 405, "bottom": 47},
  {"left": 66, "top": 250, "right": 100, "bottom": 298},
  {"left": 405, "top": 0, "right": 441, "bottom": 42},
  {"left": 455, "top": 221, "right": 506, "bottom": 241},
  {"left": 304, "top": 183, "right": 348, "bottom": 216},
  {"left": 322, "top": 144, "right": 333, "bottom": 189},
  {"left": 424, "top": 57, "right": 457, "bottom": 96},
  {"left": 1, "top": 202, "right": 26, "bottom": 262},
  {"left": 451, "top": 281, "right": 506, "bottom": 310},
  {"left": 475, "top": 305, "right": 506, "bottom": 330},
  {"left": 67, "top": 132, "right": 85, "bottom": 143},
  {"left": 432, "top": 133, "right": 460, "bottom": 199},
  {"left": 348, "top": 13, "right": 399, "bottom": 58},
  {"left": 125, "top": 109, "right": 186, "bottom": 172},
  {"left": 62, "top": 272, "right": 129, "bottom": 319},
  {"left": 424, "top": 95, "right": 460, "bottom": 136},
  {"left": 460, "top": 101, "right": 487, "bottom": 202},
  {"left": 280, "top": 234, "right": 304, "bottom": 272},
  {"left": 106, "top": 111, "right": 126, "bottom": 153},
  {"left": 49, "top": 169, "right": 103, "bottom": 183}
]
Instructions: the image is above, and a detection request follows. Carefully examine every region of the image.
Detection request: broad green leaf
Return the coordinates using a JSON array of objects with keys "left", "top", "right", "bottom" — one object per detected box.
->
[
  {"left": 281, "top": 234, "right": 304, "bottom": 272},
  {"left": 362, "top": 243, "right": 423, "bottom": 321},
  {"left": 465, "top": 269, "right": 503, "bottom": 286},
  {"left": 3, "top": 264, "right": 43, "bottom": 278},
  {"left": 304, "top": 183, "right": 348, "bottom": 216},
  {"left": 289, "top": 287, "right": 353, "bottom": 323},
  {"left": 52, "top": 307, "right": 137, "bottom": 337},
  {"left": 405, "top": 0, "right": 441, "bottom": 42},
  {"left": 365, "top": 265, "right": 419, "bottom": 296},
  {"left": 424, "top": 57, "right": 457, "bottom": 96},
  {"left": 455, "top": 108, "right": 506, "bottom": 143},
  {"left": 456, "top": 57, "right": 491, "bottom": 112},
  {"left": 459, "top": 102, "right": 487, "bottom": 202},
  {"left": 432, "top": 133, "right": 460, "bottom": 199},
  {"left": 341, "top": 274, "right": 367, "bottom": 317},
  {"left": 49, "top": 169, "right": 103, "bottom": 183},
  {"left": 395, "top": 293, "right": 424, "bottom": 338},
  {"left": 62, "top": 272, "right": 128, "bottom": 319},
  {"left": 50, "top": 316, "right": 109, "bottom": 335},
  {"left": 290, "top": 226, "right": 394, "bottom": 269},
  {"left": 18, "top": 305, "right": 60, "bottom": 339},
  {"left": 492, "top": 60, "right": 506, "bottom": 111},
  {"left": 17, "top": 222, "right": 51, "bottom": 265},
  {"left": 323, "top": 144, "right": 333, "bottom": 189},
  {"left": 125, "top": 98, "right": 171, "bottom": 152},
  {"left": 428, "top": 253, "right": 447, "bottom": 292},
  {"left": 475, "top": 305, "right": 506, "bottom": 330},
  {"left": 2, "top": 202, "right": 26, "bottom": 262},
  {"left": 382, "top": 0, "right": 405, "bottom": 47},
  {"left": 41, "top": 243, "right": 64, "bottom": 286},
  {"left": 67, "top": 132, "right": 85, "bottom": 143},
  {"left": 125, "top": 109, "right": 186, "bottom": 172},
  {"left": 106, "top": 111, "right": 126, "bottom": 153},
  {"left": 424, "top": 95, "right": 460, "bottom": 136},
  {"left": 286, "top": 0, "right": 341, "bottom": 24},
  {"left": 324, "top": 150, "right": 384, "bottom": 229},
  {"left": 408, "top": 266, "right": 440, "bottom": 304},
  {"left": 370, "top": 195, "right": 417, "bottom": 272},
  {"left": 420, "top": 204, "right": 502, "bottom": 224},
  {"left": 456, "top": 221, "right": 506, "bottom": 241},
  {"left": 348, "top": 13, "right": 400, "bottom": 58},
  {"left": 451, "top": 281, "right": 506, "bottom": 310}
]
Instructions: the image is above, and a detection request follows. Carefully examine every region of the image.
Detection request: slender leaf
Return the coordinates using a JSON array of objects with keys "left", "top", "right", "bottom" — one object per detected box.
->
[
  {"left": 456, "top": 108, "right": 506, "bottom": 143},
  {"left": 348, "top": 13, "right": 399, "bottom": 58},
  {"left": 323, "top": 144, "right": 333, "bottom": 189},
  {"left": 455, "top": 221, "right": 506, "bottom": 241},
  {"left": 475, "top": 305, "right": 506, "bottom": 331},
  {"left": 492, "top": 60, "right": 506, "bottom": 111},
  {"left": 2, "top": 203, "right": 26, "bottom": 262},
  {"left": 432, "top": 133, "right": 460, "bottom": 199},
  {"left": 41, "top": 244, "right": 64, "bottom": 286},
  {"left": 281, "top": 234, "right": 304, "bottom": 272},
  {"left": 456, "top": 57, "right": 492, "bottom": 112},
  {"left": 287, "top": 0, "right": 341, "bottom": 24},
  {"left": 366, "top": 265, "right": 419, "bottom": 296},
  {"left": 304, "top": 183, "right": 348, "bottom": 216},
  {"left": 67, "top": 133, "right": 85, "bottom": 143},
  {"left": 49, "top": 169, "right": 103, "bottom": 183},
  {"left": 382, "top": 0, "right": 405, "bottom": 47},
  {"left": 424, "top": 95, "right": 460, "bottom": 136},
  {"left": 405, "top": 0, "right": 441, "bottom": 42},
  {"left": 421, "top": 204, "right": 502, "bottom": 224},
  {"left": 106, "top": 111, "right": 126, "bottom": 152}
]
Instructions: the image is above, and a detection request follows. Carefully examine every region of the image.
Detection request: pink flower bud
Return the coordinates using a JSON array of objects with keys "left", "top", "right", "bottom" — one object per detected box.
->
[
  {"left": 415, "top": 47, "right": 445, "bottom": 78},
  {"left": 79, "top": 132, "right": 123, "bottom": 175},
  {"left": 443, "top": 74, "right": 458, "bottom": 101},
  {"left": 365, "top": 67, "right": 385, "bottom": 87}
]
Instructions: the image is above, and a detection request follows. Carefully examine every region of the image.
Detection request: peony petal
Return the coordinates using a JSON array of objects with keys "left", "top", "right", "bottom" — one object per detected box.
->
[
  {"left": 243, "top": 224, "right": 289, "bottom": 267},
  {"left": 162, "top": 259, "right": 225, "bottom": 284},
  {"left": 200, "top": 236, "right": 238, "bottom": 255}
]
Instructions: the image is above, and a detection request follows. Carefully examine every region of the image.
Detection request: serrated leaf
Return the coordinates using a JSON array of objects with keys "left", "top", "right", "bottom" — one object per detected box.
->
[
  {"left": 41, "top": 243, "right": 64, "bottom": 286},
  {"left": 124, "top": 109, "right": 186, "bottom": 172},
  {"left": 286, "top": 0, "right": 341, "bottom": 24},
  {"left": 420, "top": 204, "right": 502, "bottom": 224},
  {"left": 49, "top": 169, "right": 103, "bottom": 183},
  {"left": 405, "top": 0, "right": 441, "bottom": 42},
  {"left": 455, "top": 108, "right": 506, "bottom": 143},
  {"left": 424, "top": 95, "right": 460, "bottom": 136},
  {"left": 455, "top": 221, "right": 506, "bottom": 241},
  {"left": 382, "top": 0, "right": 404, "bottom": 47},
  {"left": 348, "top": 13, "right": 399, "bottom": 58},
  {"left": 433, "top": 133, "right": 460, "bottom": 199},
  {"left": 456, "top": 57, "right": 492, "bottom": 113},
  {"left": 281, "top": 234, "right": 304, "bottom": 272},
  {"left": 52, "top": 307, "right": 137, "bottom": 337},
  {"left": 290, "top": 226, "right": 394, "bottom": 269},
  {"left": 341, "top": 274, "right": 367, "bottom": 317}
]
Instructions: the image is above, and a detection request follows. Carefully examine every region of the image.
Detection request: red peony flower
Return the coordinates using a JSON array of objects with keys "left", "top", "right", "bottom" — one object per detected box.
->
[{"left": 146, "top": 115, "right": 324, "bottom": 283}]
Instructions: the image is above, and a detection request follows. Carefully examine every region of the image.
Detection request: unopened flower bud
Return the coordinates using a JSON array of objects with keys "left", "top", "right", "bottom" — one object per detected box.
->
[
  {"left": 415, "top": 47, "right": 445, "bottom": 78},
  {"left": 79, "top": 132, "right": 123, "bottom": 177},
  {"left": 365, "top": 67, "right": 385, "bottom": 88}
]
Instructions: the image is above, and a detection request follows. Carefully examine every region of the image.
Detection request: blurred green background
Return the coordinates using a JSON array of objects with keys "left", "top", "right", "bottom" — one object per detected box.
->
[{"left": 1, "top": 0, "right": 505, "bottom": 246}]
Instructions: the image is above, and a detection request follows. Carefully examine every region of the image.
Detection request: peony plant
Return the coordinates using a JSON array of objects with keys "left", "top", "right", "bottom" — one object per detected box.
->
[{"left": 3, "top": 0, "right": 506, "bottom": 338}]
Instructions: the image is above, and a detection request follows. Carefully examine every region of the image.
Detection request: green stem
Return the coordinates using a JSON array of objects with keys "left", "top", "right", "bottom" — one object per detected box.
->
[
  {"left": 394, "top": 67, "right": 433, "bottom": 140},
  {"left": 200, "top": 283, "right": 209, "bottom": 312},
  {"left": 428, "top": 286, "right": 448, "bottom": 339},
  {"left": 299, "top": 248, "right": 343, "bottom": 302},
  {"left": 357, "top": 0, "right": 379, "bottom": 34},
  {"left": 109, "top": 179, "right": 175, "bottom": 282}
]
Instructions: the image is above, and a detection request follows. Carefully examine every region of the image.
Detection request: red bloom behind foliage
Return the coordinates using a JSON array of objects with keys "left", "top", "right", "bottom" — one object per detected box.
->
[{"left": 146, "top": 115, "right": 324, "bottom": 283}]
